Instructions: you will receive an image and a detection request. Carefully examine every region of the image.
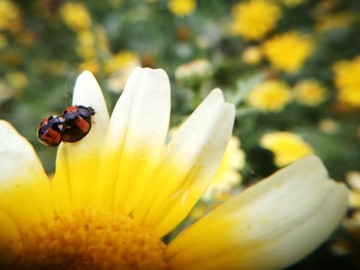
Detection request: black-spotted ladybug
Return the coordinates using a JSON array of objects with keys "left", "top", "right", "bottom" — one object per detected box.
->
[
  {"left": 60, "top": 105, "right": 95, "bottom": 142},
  {"left": 37, "top": 105, "right": 95, "bottom": 146},
  {"left": 37, "top": 115, "right": 66, "bottom": 146}
]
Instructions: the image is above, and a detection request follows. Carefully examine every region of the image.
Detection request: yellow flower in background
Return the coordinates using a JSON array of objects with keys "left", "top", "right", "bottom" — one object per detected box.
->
[
  {"left": 75, "top": 30, "right": 99, "bottom": 74},
  {"left": 294, "top": 79, "right": 327, "bottom": 106},
  {"left": 0, "top": 68, "right": 348, "bottom": 269},
  {"left": 232, "top": 0, "right": 281, "bottom": 41},
  {"left": 5, "top": 71, "right": 28, "bottom": 91},
  {"left": 74, "top": 26, "right": 109, "bottom": 74},
  {"left": 333, "top": 56, "right": 360, "bottom": 108},
  {"left": 262, "top": 32, "right": 315, "bottom": 73},
  {"left": 246, "top": 79, "right": 292, "bottom": 112},
  {"left": 260, "top": 131, "right": 314, "bottom": 167},
  {"left": 202, "top": 136, "right": 245, "bottom": 201},
  {"left": 0, "top": 0, "right": 20, "bottom": 31},
  {"left": 75, "top": 26, "right": 109, "bottom": 71},
  {"left": 95, "top": 25, "right": 110, "bottom": 54},
  {"left": 168, "top": 0, "right": 196, "bottom": 17},
  {"left": 75, "top": 29, "right": 96, "bottom": 59},
  {"left": 105, "top": 51, "right": 140, "bottom": 74},
  {"left": 0, "top": 80, "right": 13, "bottom": 104},
  {"left": 60, "top": 2, "right": 92, "bottom": 31},
  {"left": 105, "top": 51, "right": 141, "bottom": 93},
  {"left": 241, "top": 45, "right": 263, "bottom": 65},
  {"left": 60, "top": 3, "right": 109, "bottom": 68},
  {"left": 347, "top": 171, "right": 360, "bottom": 208}
]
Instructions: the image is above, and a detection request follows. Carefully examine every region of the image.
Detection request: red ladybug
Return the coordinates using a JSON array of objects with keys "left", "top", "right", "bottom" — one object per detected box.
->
[
  {"left": 37, "top": 115, "right": 66, "bottom": 146},
  {"left": 37, "top": 105, "right": 95, "bottom": 146},
  {"left": 60, "top": 105, "right": 95, "bottom": 142}
]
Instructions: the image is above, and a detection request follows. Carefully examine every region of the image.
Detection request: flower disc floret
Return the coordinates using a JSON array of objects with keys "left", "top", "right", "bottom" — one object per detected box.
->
[{"left": 17, "top": 210, "right": 168, "bottom": 270}]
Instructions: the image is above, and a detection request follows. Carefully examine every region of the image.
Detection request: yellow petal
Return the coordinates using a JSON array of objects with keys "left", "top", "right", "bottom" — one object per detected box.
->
[
  {"left": 0, "top": 121, "right": 53, "bottom": 233},
  {"left": 167, "top": 156, "right": 348, "bottom": 270},
  {"left": 96, "top": 68, "right": 171, "bottom": 214},
  {"left": 52, "top": 71, "right": 110, "bottom": 212},
  {"left": 0, "top": 210, "right": 21, "bottom": 266},
  {"left": 134, "top": 89, "right": 235, "bottom": 237},
  {"left": 0, "top": 209, "right": 21, "bottom": 247}
]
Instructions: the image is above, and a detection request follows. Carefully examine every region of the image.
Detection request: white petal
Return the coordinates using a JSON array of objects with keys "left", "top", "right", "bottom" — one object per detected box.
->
[
  {"left": 72, "top": 70, "right": 110, "bottom": 127},
  {"left": 52, "top": 71, "right": 110, "bottom": 211},
  {"left": 0, "top": 121, "right": 53, "bottom": 231},
  {"left": 96, "top": 67, "right": 171, "bottom": 213},
  {"left": 134, "top": 89, "right": 235, "bottom": 236},
  {"left": 167, "top": 156, "right": 348, "bottom": 270},
  {"left": 106, "top": 67, "right": 170, "bottom": 161}
]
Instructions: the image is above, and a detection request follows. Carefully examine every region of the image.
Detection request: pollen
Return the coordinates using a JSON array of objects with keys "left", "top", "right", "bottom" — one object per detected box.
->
[{"left": 14, "top": 210, "right": 169, "bottom": 270}]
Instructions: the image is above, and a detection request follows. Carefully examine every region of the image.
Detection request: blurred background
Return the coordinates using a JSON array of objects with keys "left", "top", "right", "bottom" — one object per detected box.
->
[{"left": 0, "top": 0, "right": 359, "bottom": 269}]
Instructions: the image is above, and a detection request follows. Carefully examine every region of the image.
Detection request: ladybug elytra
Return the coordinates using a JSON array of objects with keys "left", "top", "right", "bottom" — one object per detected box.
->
[{"left": 37, "top": 105, "right": 95, "bottom": 146}]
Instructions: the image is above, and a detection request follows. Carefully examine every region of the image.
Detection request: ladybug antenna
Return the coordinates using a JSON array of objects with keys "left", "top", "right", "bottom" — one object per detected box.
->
[{"left": 64, "top": 63, "right": 86, "bottom": 107}]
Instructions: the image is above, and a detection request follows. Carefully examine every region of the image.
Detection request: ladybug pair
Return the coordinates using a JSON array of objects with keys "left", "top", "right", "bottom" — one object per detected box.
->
[{"left": 37, "top": 105, "right": 95, "bottom": 146}]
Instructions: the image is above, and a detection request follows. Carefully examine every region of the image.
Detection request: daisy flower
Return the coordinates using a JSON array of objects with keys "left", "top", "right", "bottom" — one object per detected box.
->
[
  {"left": 0, "top": 68, "right": 348, "bottom": 269},
  {"left": 333, "top": 55, "right": 360, "bottom": 108}
]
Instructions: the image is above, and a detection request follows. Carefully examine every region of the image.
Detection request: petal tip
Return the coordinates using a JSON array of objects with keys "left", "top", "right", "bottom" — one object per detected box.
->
[
  {"left": 209, "top": 88, "right": 225, "bottom": 101},
  {"left": 78, "top": 70, "right": 95, "bottom": 78}
]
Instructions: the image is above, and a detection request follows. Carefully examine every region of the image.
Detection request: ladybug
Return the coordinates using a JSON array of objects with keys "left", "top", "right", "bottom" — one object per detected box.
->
[
  {"left": 60, "top": 105, "right": 95, "bottom": 142},
  {"left": 37, "top": 115, "right": 66, "bottom": 146},
  {"left": 37, "top": 105, "right": 95, "bottom": 146}
]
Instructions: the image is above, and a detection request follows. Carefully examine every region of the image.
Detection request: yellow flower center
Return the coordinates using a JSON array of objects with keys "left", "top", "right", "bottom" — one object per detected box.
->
[{"left": 14, "top": 210, "right": 169, "bottom": 270}]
